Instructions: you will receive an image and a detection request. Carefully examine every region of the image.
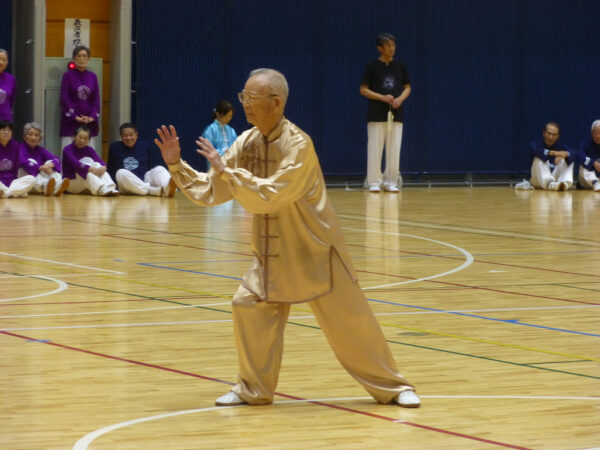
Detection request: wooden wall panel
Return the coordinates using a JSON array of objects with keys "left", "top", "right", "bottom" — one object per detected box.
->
[{"left": 46, "top": 0, "right": 111, "bottom": 22}]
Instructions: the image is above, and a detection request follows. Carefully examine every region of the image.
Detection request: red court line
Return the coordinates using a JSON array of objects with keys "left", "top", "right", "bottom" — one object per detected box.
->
[
  {"left": 1, "top": 330, "right": 530, "bottom": 449},
  {"left": 358, "top": 269, "right": 599, "bottom": 306}
]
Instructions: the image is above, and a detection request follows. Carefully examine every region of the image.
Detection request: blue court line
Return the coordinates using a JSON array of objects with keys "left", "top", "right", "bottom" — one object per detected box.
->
[
  {"left": 367, "top": 298, "right": 600, "bottom": 338},
  {"left": 136, "top": 263, "right": 598, "bottom": 338},
  {"left": 137, "top": 263, "right": 242, "bottom": 281}
]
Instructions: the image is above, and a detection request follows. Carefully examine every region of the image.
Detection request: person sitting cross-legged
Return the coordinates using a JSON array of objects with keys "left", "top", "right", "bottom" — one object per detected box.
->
[
  {"left": 0, "top": 120, "right": 35, "bottom": 198},
  {"left": 528, "top": 122, "right": 575, "bottom": 191},
  {"left": 107, "top": 122, "right": 175, "bottom": 197},
  {"left": 62, "top": 125, "right": 119, "bottom": 196},
  {"left": 18, "top": 122, "right": 69, "bottom": 196}
]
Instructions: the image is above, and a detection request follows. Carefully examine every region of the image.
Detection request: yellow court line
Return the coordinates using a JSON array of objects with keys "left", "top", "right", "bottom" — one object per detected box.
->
[{"left": 380, "top": 322, "right": 600, "bottom": 362}]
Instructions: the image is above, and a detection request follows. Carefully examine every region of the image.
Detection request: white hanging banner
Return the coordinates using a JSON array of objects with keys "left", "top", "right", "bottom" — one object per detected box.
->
[{"left": 64, "top": 18, "right": 90, "bottom": 57}]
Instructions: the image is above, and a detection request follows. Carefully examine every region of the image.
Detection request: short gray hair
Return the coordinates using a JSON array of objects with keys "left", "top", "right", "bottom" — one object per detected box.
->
[
  {"left": 249, "top": 68, "right": 289, "bottom": 105},
  {"left": 23, "top": 121, "right": 43, "bottom": 137},
  {"left": 591, "top": 120, "right": 600, "bottom": 131}
]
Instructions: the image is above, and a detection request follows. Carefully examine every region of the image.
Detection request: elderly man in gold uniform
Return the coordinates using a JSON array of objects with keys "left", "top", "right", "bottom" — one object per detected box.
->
[{"left": 154, "top": 68, "right": 420, "bottom": 408}]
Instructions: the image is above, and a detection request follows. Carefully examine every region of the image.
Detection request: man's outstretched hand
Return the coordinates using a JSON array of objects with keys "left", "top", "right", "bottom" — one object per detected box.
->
[
  {"left": 196, "top": 137, "right": 225, "bottom": 174},
  {"left": 155, "top": 125, "right": 182, "bottom": 165}
]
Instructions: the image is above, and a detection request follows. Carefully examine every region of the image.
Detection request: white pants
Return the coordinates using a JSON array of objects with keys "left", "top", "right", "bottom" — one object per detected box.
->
[
  {"left": 530, "top": 157, "right": 573, "bottom": 189},
  {"left": 0, "top": 175, "right": 35, "bottom": 198},
  {"left": 116, "top": 166, "right": 171, "bottom": 195},
  {"left": 19, "top": 168, "right": 64, "bottom": 195},
  {"left": 367, "top": 121, "right": 404, "bottom": 188},
  {"left": 66, "top": 157, "right": 117, "bottom": 195},
  {"left": 578, "top": 167, "right": 599, "bottom": 189},
  {"left": 62, "top": 136, "right": 96, "bottom": 151}
]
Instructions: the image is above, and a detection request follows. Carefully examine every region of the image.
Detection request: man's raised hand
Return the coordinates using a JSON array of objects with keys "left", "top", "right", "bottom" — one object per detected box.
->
[{"left": 154, "top": 125, "right": 182, "bottom": 165}]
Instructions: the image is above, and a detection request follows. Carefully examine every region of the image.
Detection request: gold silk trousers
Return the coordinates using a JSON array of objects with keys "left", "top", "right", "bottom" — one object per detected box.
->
[{"left": 168, "top": 118, "right": 415, "bottom": 403}]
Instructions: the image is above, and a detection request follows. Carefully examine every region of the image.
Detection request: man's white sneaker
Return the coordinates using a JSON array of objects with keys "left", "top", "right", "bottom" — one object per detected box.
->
[
  {"left": 215, "top": 391, "right": 247, "bottom": 406},
  {"left": 593, "top": 182, "right": 600, "bottom": 192},
  {"left": 369, "top": 185, "right": 381, "bottom": 193},
  {"left": 396, "top": 390, "right": 421, "bottom": 408},
  {"left": 515, "top": 179, "right": 533, "bottom": 190},
  {"left": 384, "top": 185, "right": 400, "bottom": 192}
]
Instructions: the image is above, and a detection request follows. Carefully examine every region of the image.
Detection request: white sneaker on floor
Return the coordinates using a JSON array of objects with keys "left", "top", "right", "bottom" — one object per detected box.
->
[
  {"left": 384, "top": 184, "right": 400, "bottom": 192},
  {"left": 396, "top": 390, "right": 421, "bottom": 408},
  {"left": 514, "top": 179, "right": 533, "bottom": 190},
  {"left": 593, "top": 182, "right": 600, "bottom": 192},
  {"left": 215, "top": 391, "right": 247, "bottom": 406},
  {"left": 369, "top": 185, "right": 381, "bottom": 193},
  {"left": 547, "top": 181, "right": 560, "bottom": 191}
]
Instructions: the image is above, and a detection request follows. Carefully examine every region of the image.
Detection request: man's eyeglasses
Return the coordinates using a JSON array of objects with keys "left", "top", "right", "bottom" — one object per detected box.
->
[{"left": 238, "top": 91, "right": 278, "bottom": 104}]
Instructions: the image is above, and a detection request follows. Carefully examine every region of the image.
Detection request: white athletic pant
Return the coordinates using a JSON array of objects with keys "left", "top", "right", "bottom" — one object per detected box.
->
[
  {"left": 578, "top": 167, "right": 599, "bottom": 189},
  {"left": 116, "top": 166, "right": 171, "bottom": 195},
  {"left": 66, "top": 157, "right": 117, "bottom": 195},
  {"left": 530, "top": 157, "right": 573, "bottom": 189},
  {"left": 367, "top": 122, "right": 404, "bottom": 188},
  {"left": 19, "top": 168, "right": 64, "bottom": 195},
  {"left": 0, "top": 175, "right": 35, "bottom": 198}
]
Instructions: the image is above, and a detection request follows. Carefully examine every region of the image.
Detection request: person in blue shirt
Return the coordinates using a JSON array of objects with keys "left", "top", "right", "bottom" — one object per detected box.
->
[
  {"left": 201, "top": 100, "right": 237, "bottom": 166},
  {"left": 107, "top": 123, "right": 175, "bottom": 197},
  {"left": 577, "top": 120, "right": 600, "bottom": 192},
  {"left": 529, "top": 122, "right": 575, "bottom": 191}
]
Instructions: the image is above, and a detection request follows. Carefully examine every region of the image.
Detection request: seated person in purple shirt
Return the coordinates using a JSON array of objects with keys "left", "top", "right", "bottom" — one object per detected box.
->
[
  {"left": 529, "top": 122, "right": 575, "bottom": 191},
  {"left": 577, "top": 119, "right": 600, "bottom": 192},
  {"left": 0, "top": 121, "right": 35, "bottom": 198},
  {"left": 19, "top": 122, "right": 70, "bottom": 196},
  {"left": 62, "top": 125, "right": 119, "bottom": 196},
  {"left": 107, "top": 122, "right": 176, "bottom": 197},
  {"left": 60, "top": 46, "right": 100, "bottom": 150}
]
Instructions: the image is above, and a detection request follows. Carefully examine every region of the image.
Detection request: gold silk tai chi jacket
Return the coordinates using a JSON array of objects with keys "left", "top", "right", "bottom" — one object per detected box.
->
[{"left": 168, "top": 118, "right": 357, "bottom": 304}]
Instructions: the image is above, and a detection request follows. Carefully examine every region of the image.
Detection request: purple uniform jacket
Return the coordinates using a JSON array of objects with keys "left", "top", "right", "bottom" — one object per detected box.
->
[
  {"left": 59, "top": 69, "right": 100, "bottom": 137},
  {"left": 0, "top": 71, "right": 16, "bottom": 122},
  {"left": 19, "top": 142, "right": 62, "bottom": 176},
  {"left": 62, "top": 142, "right": 105, "bottom": 180},
  {"left": 0, "top": 138, "right": 22, "bottom": 186}
]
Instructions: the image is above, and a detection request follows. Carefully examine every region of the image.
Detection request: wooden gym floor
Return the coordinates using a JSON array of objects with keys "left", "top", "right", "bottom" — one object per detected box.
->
[{"left": 1, "top": 187, "right": 599, "bottom": 449}]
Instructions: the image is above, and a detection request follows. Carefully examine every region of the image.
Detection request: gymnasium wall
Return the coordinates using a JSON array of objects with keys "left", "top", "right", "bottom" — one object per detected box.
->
[{"left": 133, "top": 0, "right": 600, "bottom": 177}]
